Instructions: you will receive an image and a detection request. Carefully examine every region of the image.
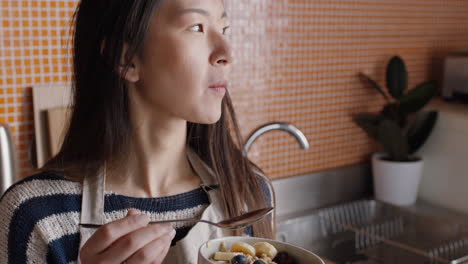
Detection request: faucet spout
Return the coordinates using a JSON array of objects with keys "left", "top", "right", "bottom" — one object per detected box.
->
[{"left": 243, "top": 122, "right": 309, "bottom": 155}]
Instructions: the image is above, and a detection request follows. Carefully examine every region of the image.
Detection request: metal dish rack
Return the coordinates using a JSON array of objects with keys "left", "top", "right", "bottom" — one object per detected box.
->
[{"left": 315, "top": 200, "right": 468, "bottom": 264}]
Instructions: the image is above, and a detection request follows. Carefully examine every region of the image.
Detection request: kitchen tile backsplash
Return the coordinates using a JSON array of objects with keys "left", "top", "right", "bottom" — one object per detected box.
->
[{"left": 1, "top": 0, "right": 468, "bottom": 179}]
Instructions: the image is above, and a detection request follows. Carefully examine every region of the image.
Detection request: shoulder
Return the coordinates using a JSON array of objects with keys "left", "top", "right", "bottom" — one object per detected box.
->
[
  {"left": 0, "top": 172, "right": 82, "bottom": 263},
  {"left": 252, "top": 167, "right": 272, "bottom": 190},
  {"left": 0, "top": 171, "right": 82, "bottom": 224},
  {"left": 1, "top": 171, "right": 81, "bottom": 204},
  {"left": 252, "top": 168, "right": 275, "bottom": 207}
]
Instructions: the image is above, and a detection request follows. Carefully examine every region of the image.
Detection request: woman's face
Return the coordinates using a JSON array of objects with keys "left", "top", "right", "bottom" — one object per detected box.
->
[{"left": 129, "top": 0, "right": 232, "bottom": 124}]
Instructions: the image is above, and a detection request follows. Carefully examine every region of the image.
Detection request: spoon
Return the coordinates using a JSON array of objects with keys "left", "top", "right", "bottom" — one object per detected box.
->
[{"left": 79, "top": 207, "right": 274, "bottom": 230}]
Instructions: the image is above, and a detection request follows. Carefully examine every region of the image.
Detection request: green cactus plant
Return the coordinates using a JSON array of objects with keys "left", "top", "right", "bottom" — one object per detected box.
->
[{"left": 353, "top": 56, "right": 438, "bottom": 162}]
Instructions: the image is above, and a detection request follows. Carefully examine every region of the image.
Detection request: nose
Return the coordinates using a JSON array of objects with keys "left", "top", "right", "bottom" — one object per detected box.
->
[{"left": 209, "top": 35, "right": 233, "bottom": 67}]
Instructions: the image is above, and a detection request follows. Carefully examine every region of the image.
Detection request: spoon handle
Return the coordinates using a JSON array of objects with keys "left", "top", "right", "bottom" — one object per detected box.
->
[
  {"left": 79, "top": 207, "right": 273, "bottom": 229},
  {"left": 79, "top": 218, "right": 207, "bottom": 229},
  {"left": 148, "top": 218, "right": 204, "bottom": 225}
]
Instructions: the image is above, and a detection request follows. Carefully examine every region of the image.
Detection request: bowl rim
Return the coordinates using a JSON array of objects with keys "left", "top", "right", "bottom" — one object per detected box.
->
[{"left": 198, "top": 236, "right": 325, "bottom": 264}]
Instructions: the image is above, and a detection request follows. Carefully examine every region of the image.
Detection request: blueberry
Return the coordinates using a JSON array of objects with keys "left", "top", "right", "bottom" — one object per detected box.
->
[
  {"left": 253, "top": 260, "right": 266, "bottom": 264},
  {"left": 231, "top": 255, "right": 247, "bottom": 264},
  {"left": 273, "top": 252, "right": 297, "bottom": 264}
]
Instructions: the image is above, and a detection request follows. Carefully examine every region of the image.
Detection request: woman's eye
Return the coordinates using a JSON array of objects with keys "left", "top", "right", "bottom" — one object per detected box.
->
[{"left": 189, "top": 24, "right": 204, "bottom": 33}]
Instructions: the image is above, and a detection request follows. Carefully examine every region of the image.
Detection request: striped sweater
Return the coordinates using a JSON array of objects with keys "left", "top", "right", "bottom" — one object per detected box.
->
[{"left": 0, "top": 172, "right": 213, "bottom": 264}]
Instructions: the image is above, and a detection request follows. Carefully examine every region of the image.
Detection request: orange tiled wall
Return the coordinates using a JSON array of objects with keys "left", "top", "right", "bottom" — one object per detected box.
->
[{"left": 1, "top": 0, "right": 468, "bottom": 179}]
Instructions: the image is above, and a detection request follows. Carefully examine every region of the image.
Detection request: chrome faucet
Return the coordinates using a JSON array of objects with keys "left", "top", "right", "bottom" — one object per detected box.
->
[
  {"left": 243, "top": 122, "right": 309, "bottom": 155},
  {"left": 0, "top": 124, "right": 16, "bottom": 197}
]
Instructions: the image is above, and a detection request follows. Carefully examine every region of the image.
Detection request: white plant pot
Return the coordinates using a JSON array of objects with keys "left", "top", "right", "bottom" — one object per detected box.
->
[{"left": 372, "top": 153, "right": 424, "bottom": 206}]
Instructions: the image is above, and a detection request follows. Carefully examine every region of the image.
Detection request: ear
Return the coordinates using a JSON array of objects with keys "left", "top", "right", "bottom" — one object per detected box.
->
[
  {"left": 118, "top": 43, "right": 140, "bottom": 83},
  {"left": 100, "top": 40, "right": 140, "bottom": 83}
]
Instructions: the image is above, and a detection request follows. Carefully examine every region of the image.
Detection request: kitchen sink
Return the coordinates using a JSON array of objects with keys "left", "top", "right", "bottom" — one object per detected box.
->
[{"left": 276, "top": 199, "right": 468, "bottom": 264}]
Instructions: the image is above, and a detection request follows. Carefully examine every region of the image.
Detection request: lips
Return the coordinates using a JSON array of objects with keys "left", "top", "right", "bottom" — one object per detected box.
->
[{"left": 208, "top": 83, "right": 228, "bottom": 90}]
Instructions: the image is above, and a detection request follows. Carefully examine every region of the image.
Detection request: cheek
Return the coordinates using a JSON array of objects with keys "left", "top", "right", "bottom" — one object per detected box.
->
[
  {"left": 136, "top": 30, "right": 222, "bottom": 123},
  {"left": 138, "top": 39, "right": 222, "bottom": 120},
  {"left": 177, "top": 52, "right": 207, "bottom": 89},
  {"left": 146, "top": 39, "right": 208, "bottom": 94}
]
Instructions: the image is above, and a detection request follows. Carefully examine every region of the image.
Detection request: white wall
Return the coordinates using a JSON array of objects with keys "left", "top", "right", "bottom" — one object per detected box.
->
[{"left": 418, "top": 101, "right": 468, "bottom": 214}]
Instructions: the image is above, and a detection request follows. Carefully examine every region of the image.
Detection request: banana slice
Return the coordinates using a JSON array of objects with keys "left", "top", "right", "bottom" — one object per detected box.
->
[
  {"left": 219, "top": 241, "right": 228, "bottom": 252},
  {"left": 231, "top": 242, "right": 256, "bottom": 256},
  {"left": 213, "top": 252, "right": 241, "bottom": 261},
  {"left": 253, "top": 242, "right": 278, "bottom": 259}
]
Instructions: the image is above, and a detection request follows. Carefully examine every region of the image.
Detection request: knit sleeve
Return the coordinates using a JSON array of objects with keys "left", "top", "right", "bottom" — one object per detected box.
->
[{"left": 0, "top": 184, "right": 49, "bottom": 264}]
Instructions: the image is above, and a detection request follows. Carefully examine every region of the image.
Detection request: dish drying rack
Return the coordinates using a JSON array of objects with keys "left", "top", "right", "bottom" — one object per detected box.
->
[{"left": 314, "top": 200, "right": 468, "bottom": 264}]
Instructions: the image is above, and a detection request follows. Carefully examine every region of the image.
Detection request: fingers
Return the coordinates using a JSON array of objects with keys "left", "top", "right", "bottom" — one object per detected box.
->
[
  {"left": 127, "top": 209, "right": 141, "bottom": 216},
  {"left": 80, "top": 211, "right": 149, "bottom": 256},
  {"left": 125, "top": 228, "right": 176, "bottom": 264},
  {"left": 98, "top": 223, "right": 174, "bottom": 263}
]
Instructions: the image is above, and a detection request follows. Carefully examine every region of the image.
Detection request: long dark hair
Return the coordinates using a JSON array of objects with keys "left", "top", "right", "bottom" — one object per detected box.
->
[{"left": 44, "top": 0, "right": 274, "bottom": 238}]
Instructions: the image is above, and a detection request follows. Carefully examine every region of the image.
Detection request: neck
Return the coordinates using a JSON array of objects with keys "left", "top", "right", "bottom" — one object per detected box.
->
[{"left": 106, "top": 92, "right": 200, "bottom": 198}]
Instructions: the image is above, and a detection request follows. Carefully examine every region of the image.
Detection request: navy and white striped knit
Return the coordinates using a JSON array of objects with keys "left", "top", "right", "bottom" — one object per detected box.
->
[{"left": 0, "top": 172, "right": 213, "bottom": 264}]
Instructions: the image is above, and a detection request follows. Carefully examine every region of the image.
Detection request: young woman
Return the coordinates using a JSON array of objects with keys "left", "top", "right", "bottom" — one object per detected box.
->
[{"left": 0, "top": 0, "right": 274, "bottom": 263}]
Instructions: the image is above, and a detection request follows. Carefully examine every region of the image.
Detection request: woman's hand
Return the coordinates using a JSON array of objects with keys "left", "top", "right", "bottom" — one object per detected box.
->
[{"left": 79, "top": 209, "right": 176, "bottom": 264}]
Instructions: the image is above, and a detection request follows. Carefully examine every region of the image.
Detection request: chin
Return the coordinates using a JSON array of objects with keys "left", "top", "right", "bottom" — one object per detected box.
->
[
  {"left": 192, "top": 110, "right": 222, "bottom": 124},
  {"left": 203, "top": 112, "right": 222, "bottom": 124}
]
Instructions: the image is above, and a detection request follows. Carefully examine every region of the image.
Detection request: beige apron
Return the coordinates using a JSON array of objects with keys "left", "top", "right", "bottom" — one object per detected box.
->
[{"left": 77, "top": 149, "right": 235, "bottom": 264}]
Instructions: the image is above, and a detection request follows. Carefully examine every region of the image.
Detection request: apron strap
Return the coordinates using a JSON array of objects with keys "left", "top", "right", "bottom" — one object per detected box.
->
[
  {"left": 80, "top": 168, "right": 106, "bottom": 225},
  {"left": 77, "top": 167, "right": 106, "bottom": 263}
]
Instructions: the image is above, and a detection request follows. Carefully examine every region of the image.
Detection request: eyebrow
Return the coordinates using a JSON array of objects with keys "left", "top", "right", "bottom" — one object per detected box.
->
[{"left": 178, "top": 8, "right": 228, "bottom": 19}]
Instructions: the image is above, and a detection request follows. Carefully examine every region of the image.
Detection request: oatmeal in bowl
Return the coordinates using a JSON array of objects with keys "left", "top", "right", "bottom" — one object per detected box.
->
[{"left": 198, "top": 236, "right": 324, "bottom": 264}]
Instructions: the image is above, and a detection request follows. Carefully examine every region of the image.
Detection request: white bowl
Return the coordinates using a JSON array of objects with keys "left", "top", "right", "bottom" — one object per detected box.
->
[{"left": 198, "top": 236, "right": 325, "bottom": 264}]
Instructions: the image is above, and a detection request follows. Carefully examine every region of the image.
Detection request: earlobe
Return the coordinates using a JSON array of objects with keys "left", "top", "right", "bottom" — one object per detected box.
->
[
  {"left": 120, "top": 63, "right": 140, "bottom": 83},
  {"left": 119, "top": 44, "right": 140, "bottom": 83}
]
